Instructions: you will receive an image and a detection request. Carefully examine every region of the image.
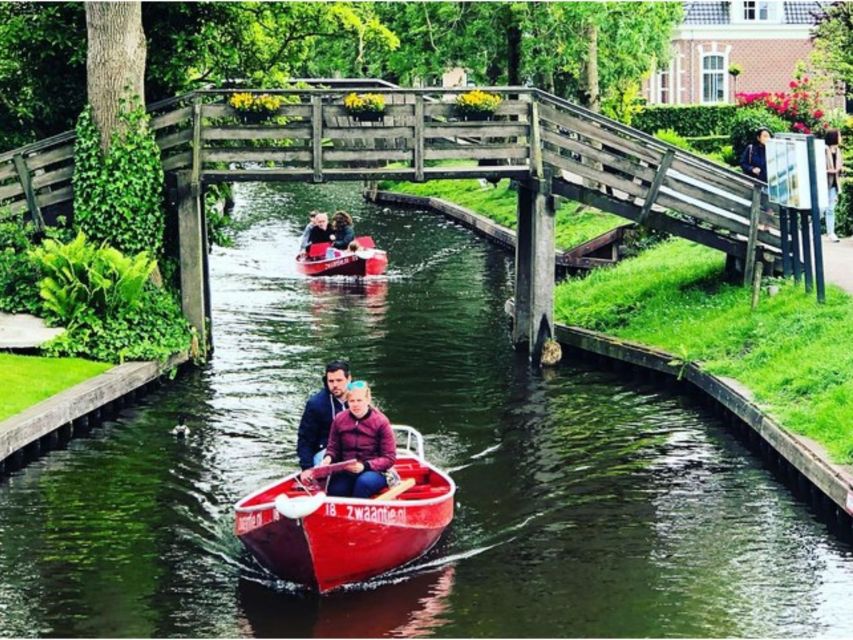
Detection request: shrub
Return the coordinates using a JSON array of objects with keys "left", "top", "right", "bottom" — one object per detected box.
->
[
  {"left": 72, "top": 101, "right": 165, "bottom": 258},
  {"left": 633, "top": 104, "right": 738, "bottom": 137},
  {"left": 730, "top": 106, "right": 789, "bottom": 157},
  {"left": 0, "top": 219, "right": 41, "bottom": 314},
  {"left": 736, "top": 75, "right": 827, "bottom": 134},
  {"left": 29, "top": 231, "right": 155, "bottom": 327},
  {"left": 684, "top": 135, "right": 729, "bottom": 154},
  {"left": 654, "top": 128, "right": 692, "bottom": 150},
  {"left": 836, "top": 180, "right": 853, "bottom": 238}
]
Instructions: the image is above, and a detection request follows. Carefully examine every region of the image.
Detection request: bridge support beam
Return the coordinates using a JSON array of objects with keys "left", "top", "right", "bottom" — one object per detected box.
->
[
  {"left": 513, "top": 175, "right": 555, "bottom": 363},
  {"left": 176, "top": 171, "right": 208, "bottom": 358}
]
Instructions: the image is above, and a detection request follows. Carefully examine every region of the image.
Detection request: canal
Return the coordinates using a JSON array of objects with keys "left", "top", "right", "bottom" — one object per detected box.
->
[{"left": 1, "top": 181, "right": 852, "bottom": 637}]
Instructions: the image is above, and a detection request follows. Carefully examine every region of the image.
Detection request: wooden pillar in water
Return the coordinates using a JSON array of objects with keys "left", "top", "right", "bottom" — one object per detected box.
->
[
  {"left": 176, "top": 170, "right": 208, "bottom": 357},
  {"left": 514, "top": 173, "right": 555, "bottom": 363}
]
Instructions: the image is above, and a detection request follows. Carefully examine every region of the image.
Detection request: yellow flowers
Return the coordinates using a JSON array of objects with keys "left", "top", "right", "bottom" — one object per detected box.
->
[
  {"left": 455, "top": 90, "right": 502, "bottom": 115},
  {"left": 343, "top": 92, "right": 386, "bottom": 114},
  {"left": 228, "top": 92, "right": 283, "bottom": 114}
]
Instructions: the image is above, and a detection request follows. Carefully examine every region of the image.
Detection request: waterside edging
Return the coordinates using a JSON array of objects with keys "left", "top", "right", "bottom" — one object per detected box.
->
[{"left": 0, "top": 351, "right": 189, "bottom": 474}]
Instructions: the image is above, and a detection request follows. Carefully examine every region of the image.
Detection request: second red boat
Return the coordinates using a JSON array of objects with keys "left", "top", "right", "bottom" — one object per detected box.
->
[{"left": 296, "top": 235, "right": 388, "bottom": 277}]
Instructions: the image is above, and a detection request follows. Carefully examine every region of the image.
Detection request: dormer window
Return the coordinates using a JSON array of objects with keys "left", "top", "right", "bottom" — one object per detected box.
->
[{"left": 742, "top": 1, "right": 773, "bottom": 21}]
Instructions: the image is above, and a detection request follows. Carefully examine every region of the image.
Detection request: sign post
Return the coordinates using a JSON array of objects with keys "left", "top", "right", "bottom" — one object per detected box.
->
[{"left": 766, "top": 133, "right": 828, "bottom": 303}]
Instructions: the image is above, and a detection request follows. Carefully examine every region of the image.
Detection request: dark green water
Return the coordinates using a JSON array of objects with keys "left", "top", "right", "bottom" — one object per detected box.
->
[{"left": 1, "top": 181, "right": 852, "bottom": 638}]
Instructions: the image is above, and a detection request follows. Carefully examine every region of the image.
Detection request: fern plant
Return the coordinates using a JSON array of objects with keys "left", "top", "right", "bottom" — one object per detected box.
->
[{"left": 29, "top": 231, "right": 155, "bottom": 327}]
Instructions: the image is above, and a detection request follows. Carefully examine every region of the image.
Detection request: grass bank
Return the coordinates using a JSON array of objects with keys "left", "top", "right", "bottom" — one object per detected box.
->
[
  {"left": 377, "top": 177, "right": 625, "bottom": 251},
  {"left": 555, "top": 238, "right": 853, "bottom": 464},
  {"left": 0, "top": 354, "right": 111, "bottom": 421}
]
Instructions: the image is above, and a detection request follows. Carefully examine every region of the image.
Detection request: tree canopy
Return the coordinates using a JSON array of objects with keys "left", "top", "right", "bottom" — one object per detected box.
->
[
  {"left": 0, "top": 1, "right": 684, "bottom": 151},
  {"left": 812, "top": 2, "right": 853, "bottom": 93}
]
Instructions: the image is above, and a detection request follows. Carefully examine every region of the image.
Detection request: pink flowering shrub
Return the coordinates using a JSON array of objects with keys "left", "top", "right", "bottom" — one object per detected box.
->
[{"left": 735, "top": 76, "right": 827, "bottom": 135}]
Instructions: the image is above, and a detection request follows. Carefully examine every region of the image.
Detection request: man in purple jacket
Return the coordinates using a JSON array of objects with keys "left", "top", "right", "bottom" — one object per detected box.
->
[{"left": 320, "top": 380, "right": 396, "bottom": 498}]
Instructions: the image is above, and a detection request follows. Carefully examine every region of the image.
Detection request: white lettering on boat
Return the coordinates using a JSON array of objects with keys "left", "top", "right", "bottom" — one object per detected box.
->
[
  {"left": 236, "top": 511, "right": 271, "bottom": 534},
  {"left": 342, "top": 504, "right": 407, "bottom": 525},
  {"left": 325, "top": 503, "right": 337, "bottom": 517}
]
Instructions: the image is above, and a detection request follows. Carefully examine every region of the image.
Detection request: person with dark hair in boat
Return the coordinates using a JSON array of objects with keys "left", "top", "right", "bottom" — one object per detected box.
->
[
  {"left": 297, "top": 360, "right": 351, "bottom": 480},
  {"left": 318, "top": 380, "right": 396, "bottom": 498},
  {"left": 330, "top": 210, "right": 355, "bottom": 250}
]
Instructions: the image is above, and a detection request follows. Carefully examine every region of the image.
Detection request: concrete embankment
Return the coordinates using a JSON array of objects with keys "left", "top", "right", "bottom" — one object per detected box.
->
[
  {"left": 0, "top": 352, "right": 188, "bottom": 475},
  {"left": 373, "top": 186, "right": 853, "bottom": 531}
]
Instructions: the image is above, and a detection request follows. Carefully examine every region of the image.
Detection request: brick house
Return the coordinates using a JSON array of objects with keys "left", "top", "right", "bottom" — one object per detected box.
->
[{"left": 646, "top": 1, "right": 840, "bottom": 107}]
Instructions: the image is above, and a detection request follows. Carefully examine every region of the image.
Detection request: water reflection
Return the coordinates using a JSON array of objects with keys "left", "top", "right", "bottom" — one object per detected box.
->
[
  {"left": 237, "top": 565, "right": 455, "bottom": 638},
  {"left": 0, "top": 181, "right": 852, "bottom": 637}
]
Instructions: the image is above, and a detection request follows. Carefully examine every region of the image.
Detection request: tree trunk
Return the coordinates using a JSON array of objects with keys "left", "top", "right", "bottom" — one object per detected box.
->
[
  {"left": 582, "top": 22, "right": 600, "bottom": 112},
  {"left": 85, "top": 2, "right": 146, "bottom": 151},
  {"left": 507, "top": 21, "right": 522, "bottom": 86}
]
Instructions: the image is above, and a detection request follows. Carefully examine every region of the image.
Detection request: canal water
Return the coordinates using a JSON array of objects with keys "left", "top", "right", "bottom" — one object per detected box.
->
[{"left": 1, "top": 181, "right": 852, "bottom": 638}]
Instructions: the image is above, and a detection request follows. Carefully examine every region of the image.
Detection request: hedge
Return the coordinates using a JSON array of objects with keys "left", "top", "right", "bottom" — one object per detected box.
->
[
  {"left": 836, "top": 179, "right": 852, "bottom": 238},
  {"left": 684, "top": 135, "right": 729, "bottom": 154},
  {"left": 633, "top": 104, "right": 738, "bottom": 137}
]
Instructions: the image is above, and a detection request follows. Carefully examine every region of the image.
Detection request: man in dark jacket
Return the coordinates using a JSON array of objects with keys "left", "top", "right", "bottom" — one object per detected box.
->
[{"left": 297, "top": 360, "right": 351, "bottom": 475}]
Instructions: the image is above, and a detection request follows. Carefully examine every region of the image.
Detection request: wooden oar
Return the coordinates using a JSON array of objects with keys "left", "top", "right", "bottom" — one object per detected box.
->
[{"left": 374, "top": 478, "right": 416, "bottom": 501}]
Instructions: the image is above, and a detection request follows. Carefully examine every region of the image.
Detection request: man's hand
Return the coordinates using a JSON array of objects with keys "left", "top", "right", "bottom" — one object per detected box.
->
[
  {"left": 752, "top": 167, "right": 760, "bottom": 175},
  {"left": 299, "top": 469, "right": 313, "bottom": 483}
]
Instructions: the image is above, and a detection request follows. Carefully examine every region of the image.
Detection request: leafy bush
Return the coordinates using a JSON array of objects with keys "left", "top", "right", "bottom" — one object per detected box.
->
[
  {"left": 685, "top": 135, "right": 729, "bottom": 154},
  {"left": 0, "top": 219, "right": 41, "bottom": 314},
  {"left": 41, "top": 284, "right": 192, "bottom": 364},
  {"left": 455, "top": 90, "right": 502, "bottom": 115},
  {"left": 343, "top": 92, "right": 386, "bottom": 114},
  {"left": 836, "top": 180, "right": 853, "bottom": 238},
  {"left": 28, "top": 231, "right": 191, "bottom": 363},
  {"left": 72, "top": 101, "right": 165, "bottom": 258},
  {"left": 730, "top": 106, "right": 789, "bottom": 157},
  {"left": 29, "top": 231, "right": 155, "bottom": 327},
  {"left": 654, "top": 128, "right": 692, "bottom": 150},
  {"left": 633, "top": 104, "right": 738, "bottom": 137}
]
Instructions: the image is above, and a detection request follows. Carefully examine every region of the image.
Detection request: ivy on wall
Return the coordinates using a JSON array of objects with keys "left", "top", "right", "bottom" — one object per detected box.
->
[{"left": 72, "top": 101, "right": 165, "bottom": 258}]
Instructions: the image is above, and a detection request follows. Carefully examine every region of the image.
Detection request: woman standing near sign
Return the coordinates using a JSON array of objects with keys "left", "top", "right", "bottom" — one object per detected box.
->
[
  {"left": 740, "top": 127, "right": 773, "bottom": 183},
  {"left": 824, "top": 129, "right": 843, "bottom": 243}
]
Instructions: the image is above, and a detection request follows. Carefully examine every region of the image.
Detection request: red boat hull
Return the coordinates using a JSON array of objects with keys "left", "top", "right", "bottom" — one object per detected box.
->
[
  {"left": 235, "top": 458, "right": 455, "bottom": 593},
  {"left": 296, "top": 250, "right": 388, "bottom": 277}
]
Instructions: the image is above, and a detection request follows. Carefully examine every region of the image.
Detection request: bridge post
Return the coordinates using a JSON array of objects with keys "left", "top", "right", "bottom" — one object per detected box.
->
[
  {"left": 176, "top": 170, "right": 208, "bottom": 358},
  {"left": 514, "top": 172, "right": 555, "bottom": 363}
]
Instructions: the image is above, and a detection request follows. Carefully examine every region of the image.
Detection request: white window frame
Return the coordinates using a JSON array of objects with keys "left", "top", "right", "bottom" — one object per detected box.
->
[
  {"left": 736, "top": 0, "right": 781, "bottom": 23},
  {"left": 701, "top": 53, "right": 727, "bottom": 104}
]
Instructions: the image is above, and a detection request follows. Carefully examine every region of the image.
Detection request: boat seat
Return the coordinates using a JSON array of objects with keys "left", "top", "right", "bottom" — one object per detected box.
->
[
  {"left": 307, "top": 242, "right": 331, "bottom": 258},
  {"left": 395, "top": 467, "right": 431, "bottom": 485},
  {"left": 355, "top": 235, "right": 375, "bottom": 249},
  {"left": 374, "top": 478, "right": 416, "bottom": 501},
  {"left": 400, "top": 486, "right": 447, "bottom": 500}
]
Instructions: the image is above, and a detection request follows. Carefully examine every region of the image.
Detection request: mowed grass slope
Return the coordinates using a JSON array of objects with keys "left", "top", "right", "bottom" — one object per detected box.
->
[{"left": 555, "top": 238, "right": 853, "bottom": 463}]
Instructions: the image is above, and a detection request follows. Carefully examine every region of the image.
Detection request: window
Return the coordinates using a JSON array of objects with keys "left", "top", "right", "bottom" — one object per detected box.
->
[
  {"left": 743, "top": 1, "right": 770, "bottom": 21},
  {"left": 702, "top": 54, "right": 725, "bottom": 103},
  {"left": 657, "top": 68, "right": 671, "bottom": 104}
]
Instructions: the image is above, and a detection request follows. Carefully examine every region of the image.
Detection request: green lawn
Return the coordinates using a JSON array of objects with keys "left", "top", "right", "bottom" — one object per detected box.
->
[
  {"left": 0, "top": 354, "right": 112, "bottom": 421},
  {"left": 378, "top": 177, "right": 625, "bottom": 251},
  {"left": 555, "top": 238, "right": 853, "bottom": 464}
]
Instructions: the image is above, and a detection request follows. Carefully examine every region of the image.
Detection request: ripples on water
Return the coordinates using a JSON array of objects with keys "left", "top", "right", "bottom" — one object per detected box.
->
[{"left": 0, "top": 181, "right": 851, "bottom": 637}]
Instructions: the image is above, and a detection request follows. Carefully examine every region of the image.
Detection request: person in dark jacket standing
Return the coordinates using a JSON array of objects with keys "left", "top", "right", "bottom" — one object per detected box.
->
[
  {"left": 320, "top": 380, "right": 396, "bottom": 498},
  {"left": 297, "top": 360, "right": 351, "bottom": 477},
  {"left": 740, "top": 127, "right": 772, "bottom": 183}
]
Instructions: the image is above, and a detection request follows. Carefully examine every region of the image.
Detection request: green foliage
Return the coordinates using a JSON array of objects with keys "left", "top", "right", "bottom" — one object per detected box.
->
[
  {"left": 633, "top": 105, "right": 738, "bottom": 137},
  {"left": 654, "top": 128, "right": 692, "bottom": 151},
  {"left": 72, "top": 102, "right": 165, "bottom": 257},
  {"left": 836, "top": 180, "right": 853, "bottom": 238},
  {"left": 204, "top": 183, "right": 235, "bottom": 248},
  {"left": 685, "top": 135, "right": 729, "bottom": 155},
  {"left": 730, "top": 106, "right": 789, "bottom": 156},
  {"left": 0, "top": 219, "right": 41, "bottom": 314},
  {"left": 41, "top": 283, "right": 192, "bottom": 364},
  {"left": 555, "top": 238, "right": 853, "bottom": 463},
  {"left": 28, "top": 232, "right": 155, "bottom": 327},
  {"left": 812, "top": 2, "right": 853, "bottom": 89}
]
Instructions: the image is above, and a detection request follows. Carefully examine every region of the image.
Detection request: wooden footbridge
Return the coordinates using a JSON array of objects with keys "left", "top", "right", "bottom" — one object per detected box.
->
[{"left": 0, "top": 79, "right": 778, "bottom": 362}]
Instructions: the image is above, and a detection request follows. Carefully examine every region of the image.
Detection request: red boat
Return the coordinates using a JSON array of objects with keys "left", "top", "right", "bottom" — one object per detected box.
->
[
  {"left": 296, "top": 235, "right": 388, "bottom": 277},
  {"left": 234, "top": 426, "right": 455, "bottom": 594}
]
